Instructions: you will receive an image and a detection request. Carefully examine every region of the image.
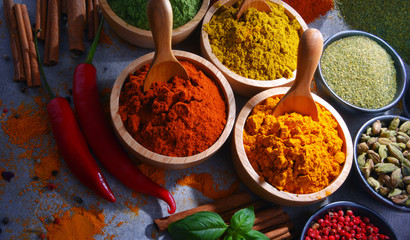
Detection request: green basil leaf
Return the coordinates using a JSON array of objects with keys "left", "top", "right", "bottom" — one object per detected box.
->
[
  {"left": 230, "top": 206, "right": 255, "bottom": 234},
  {"left": 223, "top": 228, "right": 245, "bottom": 240},
  {"left": 242, "top": 229, "right": 269, "bottom": 240},
  {"left": 168, "top": 211, "right": 228, "bottom": 240}
]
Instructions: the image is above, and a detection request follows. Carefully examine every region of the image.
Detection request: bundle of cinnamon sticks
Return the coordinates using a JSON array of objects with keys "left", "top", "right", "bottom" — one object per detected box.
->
[
  {"left": 35, "top": 0, "right": 100, "bottom": 63},
  {"left": 154, "top": 192, "right": 293, "bottom": 240},
  {"left": 4, "top": 0, "right": 41, "bottom": 87}
]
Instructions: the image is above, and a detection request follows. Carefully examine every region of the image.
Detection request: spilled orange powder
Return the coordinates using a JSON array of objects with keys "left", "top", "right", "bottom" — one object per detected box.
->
[
  {"left": 45, "top": 206, "right": 106, "bottom": 240},
  {"left": 137, "top": 163, "right": 166, "bottom": 186},
  {"left": 177, "top": 172, "right": 239, "bottom": 200}
]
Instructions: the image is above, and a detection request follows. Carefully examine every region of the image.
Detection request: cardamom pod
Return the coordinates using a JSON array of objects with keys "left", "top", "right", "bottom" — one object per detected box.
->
[
  {"left": 398, "top": 143, "right": 407, "bottom": 151},
  {"left": 402, "top": 165, "right": 410, "bottom": 176},
  {"left": 360, "top": 134, "right": 371, "bottom": 142},
  {"left": 399, "top": 120, "right": 410, "bottom": 132},
  {"left": 367, "top": 150, "right": 381, "bottom": 164},
  {"left": 367, "top": 177, "right": 380, "bottom": 191},
  {"left": 390, "top": 194, "right": 408, "bottom": 205},
  {"left": 406, "top": 140, "right": 410, "bottom": 150},
  {"left": 403, "top": 176, "right": 410, "bottom": 184},
  {"left": 388, "top": 144, "right": 405, "bottom": 162},
  {"left": 367, "top": 137, "right": 378, "bottom": 147},
  {"left": 377, "top": 138, "right": 393, "bottom": 145},
  {"left": 388, "top": 116, "right": 400, "bottom": 130},
  {"left": 379, "top": 186, "right": 391, "bottom": 196},
  {"left": 357, "top": 142, "right": 369, "bottom": 154},
  {"left": 366, "top": 127, "right": 372, "bottom": 135},
  {"left": 375, "top": 163, "right": 399, "bottom": 174},
  {"left": 357, "top": 153, "right": 366, "bottom": 168},
  {"left": 372, "top": 120, "right": 382, "bottom": 134},
  {"left": 361, "top": 159, "right": 374, "bottom": 179},
  {"left": 390, "top": 168, "right": 403, "bottom": 188},
  {"left": 388, "top": 188, "right": 402, "bottom": 197},
  {"left": 405, "top": 199, "right": 410, "bottom": 207},
  {"left": 380, "top": 130, "right": 392, "bottom": 138},
  {"left": 378, "top": 145, "right": 388, "bottom": 160},
  {"left": 371, "top": 142, "right": 381, "bottom": 151},
  {"left": 386, "top": 156, "right": 400, "bottom": 165},
  {"left": 397, "top": 132, "right": 410, "bottom": 142},
  {"left": 379, "top": 174, "right": 394, "bottom": 189},
  {"left": 397, "top": 135, "right": 408, "bottom": 144},
  {"left": 407, "top": 184, "right": 410, "bottom": 194}
]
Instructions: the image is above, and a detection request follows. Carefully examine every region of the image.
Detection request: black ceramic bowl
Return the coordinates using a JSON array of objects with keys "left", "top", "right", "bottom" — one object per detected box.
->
[
  {"left": 315, "top": 30, "right": 407, "bottom": 113},
  {"left": 353, "top": 115, "right": 410, "bottom": 212},
  {"left": 300, "top": 201, "right": 398, "bottom": 240}
]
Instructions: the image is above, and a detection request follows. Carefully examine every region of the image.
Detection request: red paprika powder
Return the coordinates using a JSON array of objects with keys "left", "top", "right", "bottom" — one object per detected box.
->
[{"left": 118, "top": 61, "right": 227, "bottom": 157}]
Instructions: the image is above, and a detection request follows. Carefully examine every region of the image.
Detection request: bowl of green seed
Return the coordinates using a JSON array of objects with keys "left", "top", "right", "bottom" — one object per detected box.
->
[
  {"left": 316, "top": 30, "right": 407, "bottom": 113},
  {"left": 353, "top": 115, "right": 410, "bottom": 212}
]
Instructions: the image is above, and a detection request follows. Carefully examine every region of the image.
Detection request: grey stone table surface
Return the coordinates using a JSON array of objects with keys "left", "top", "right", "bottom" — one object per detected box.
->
[{"left": 0, "top": 1, "right": 409, "bottom": 240}]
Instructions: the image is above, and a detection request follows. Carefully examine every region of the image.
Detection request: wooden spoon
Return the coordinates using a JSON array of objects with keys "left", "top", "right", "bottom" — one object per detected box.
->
[
  {"left": 143, "top": 0, "right": 189, "bottom": 92},
  {"left": 236, "top": 0, "right": 272, "bottom": 20},
  {"left": 272, "top": 28, "right": 323, "bottom": 121}
]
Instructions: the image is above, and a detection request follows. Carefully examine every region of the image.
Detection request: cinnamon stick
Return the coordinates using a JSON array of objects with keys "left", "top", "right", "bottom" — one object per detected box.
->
[
  {"left": 67, "top": 0, "right": 86, "bottom": 54},
  {"left": 271, "top": 231, "right": 291, "bottom": 240},
  {"left": 35, "top": 0, "right": 41, "bottom": 39},
  {"left": 252, "top": 212, "right": 290, "bottom": 232},
  {"left": 264, "top": 223, "right": 293, "bottom": 240},
  {"left": 61, "top": 0, "right": 67, "bottom": 15},
  {"left": 13, "top": 4, "right": 31, "bottom": 86},
  {"left": 44, "top": 0, "right": 60, "bottom": 66},
  {"left": 154, "top": 192, "right": 254, "bottom": 231},
  {"left": 4, "top": 0, "right": 24, "bottom": 81},
  {"left": 39, "top": 0, "right": 47, "bottom": 40},
  {"left": 21, "top": 4, "right": 41, "bottom": 87},
  {"left": 93, "top": 0, "right": 100, "bottom": 40},
  {"left": 86, "top": 0, "right": 94, "bottom": 40}
]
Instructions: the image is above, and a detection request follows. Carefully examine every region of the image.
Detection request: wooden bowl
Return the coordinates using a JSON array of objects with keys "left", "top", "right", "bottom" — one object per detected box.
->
[
  {"left": 99, "top": 0, "right": 210, "bottom": 48},
  {"left": 200, "top": 0, "right": 308, "bottom": 97},
  {"left": 110, "top": 50, "right": 235, "bottom": 170},
  {"left": 232, "top": 87, "right": 353, "bottom": 206}
]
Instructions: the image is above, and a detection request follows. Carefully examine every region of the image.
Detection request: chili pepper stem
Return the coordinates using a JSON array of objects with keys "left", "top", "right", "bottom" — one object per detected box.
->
[
  {"left": 34, "top": 29, "right": 55, "bottom": 99},
  {"left": 84, "top": 19, "right": 104, "bottom": 65}
]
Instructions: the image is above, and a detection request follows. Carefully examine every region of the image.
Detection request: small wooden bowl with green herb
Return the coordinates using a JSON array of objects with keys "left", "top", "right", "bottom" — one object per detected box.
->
[
  {"left": 99, "top": 0, "right": 210, "bottom": 48},
  {"left": 315, "top": 30, "right": 407, "bottom": 113}
]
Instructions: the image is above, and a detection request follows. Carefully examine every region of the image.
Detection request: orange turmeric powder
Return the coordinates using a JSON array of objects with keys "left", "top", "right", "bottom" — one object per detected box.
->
[
  {"left": 243, "top": 97, "right": 345, "bottom": 194},
  {"left": 45, "top": 206, "right": 106, "bottom": 239}
]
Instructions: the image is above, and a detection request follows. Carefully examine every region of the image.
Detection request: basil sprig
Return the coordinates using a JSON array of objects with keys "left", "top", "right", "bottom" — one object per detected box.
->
[{"left": 168, "top": 206, "right": 269, "bottom": 240}]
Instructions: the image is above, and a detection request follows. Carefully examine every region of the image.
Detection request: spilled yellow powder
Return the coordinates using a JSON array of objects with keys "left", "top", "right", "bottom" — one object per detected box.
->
[
  {"left": 177, "top": 172, "right": 239, "bottom": 200},
  {"left": 45, "top": 207, "right": 106, "bottom": 240}
]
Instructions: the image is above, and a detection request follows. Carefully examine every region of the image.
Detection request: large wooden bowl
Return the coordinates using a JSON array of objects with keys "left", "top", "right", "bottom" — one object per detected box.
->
[
  {"left": 99, "top": 0, "right": 210, "bottom": 48},
  {"left": 200, "top": 0, "right": 308, "bottom": 97},
  {"left": 232, "top": 87, "right": 353, "bottom": 206},
  {"left": 110, "top": 50, "right": 236, "bottom": 169}
]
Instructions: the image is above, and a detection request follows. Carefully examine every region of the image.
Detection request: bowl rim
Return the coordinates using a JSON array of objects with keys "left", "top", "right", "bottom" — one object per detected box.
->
[
  {"left": 316, "top": 30, "right": 407, "bottom": 113},
  {"left": 232, "top": 87, "right": 353, "bottom": 205},
  {"left": 110, "top": 50, "right": 236, "bottom": 169},
  {"left": 200, "top": 0, "right": 308, "bottom": 89},
  {"left": 353, "top": 114, "right": 410, "bottom": 212},
  {"left": 300, "top": 201, "right": 398, "bottom": 240},
  {"left": 99, "top": 0, "right": 210, "bottom": 38}
]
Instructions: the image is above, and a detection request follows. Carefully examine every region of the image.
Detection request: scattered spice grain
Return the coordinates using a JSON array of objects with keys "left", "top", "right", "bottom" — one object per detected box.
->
[
  {"left": 243, "top": 97, "right": 345, "bottom": 194},
  {"left": 203, "top": 1, "right": 301, "bottom": 80},
  {"left": 320, "top": 36, "right": 397, "bottom": 109},
  {"left": 118, "top": 61, "right": 227, "bottom": 157}
]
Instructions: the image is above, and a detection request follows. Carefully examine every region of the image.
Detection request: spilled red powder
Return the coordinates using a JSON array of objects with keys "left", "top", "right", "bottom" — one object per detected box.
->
[
  {"left": 100, "top": 27, "right": 113, "bottom": 45},
  {"left": 177, "top": 172, "right": 239, "bottom": 200},
  {"left": 282, "top": 0, "right": 334, "bottom": 23}
]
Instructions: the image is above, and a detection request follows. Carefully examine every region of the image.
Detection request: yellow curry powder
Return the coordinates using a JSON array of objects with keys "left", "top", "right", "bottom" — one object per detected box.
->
[
  {"left": 203, "top": 1, "right": 301, "bottom": 80},
  {"left": 243, "top": 97, "right": 345, "bottom": 194}
]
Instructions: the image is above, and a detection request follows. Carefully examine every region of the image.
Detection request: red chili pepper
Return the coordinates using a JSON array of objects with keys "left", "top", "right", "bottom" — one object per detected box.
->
[
  {"left": 34, "top": 30, "right": 116, "bottom": 203},
  {"left": 72, "top": 20, "right": 176, "bottom": 213}
]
